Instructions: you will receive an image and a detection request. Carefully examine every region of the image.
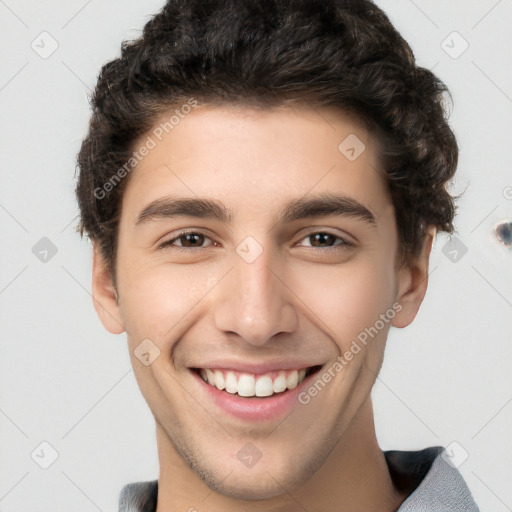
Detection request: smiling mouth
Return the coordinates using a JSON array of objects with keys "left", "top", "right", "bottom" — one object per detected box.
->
[{"left": 191, "top": 366, "right": 322, "bottom": 398}]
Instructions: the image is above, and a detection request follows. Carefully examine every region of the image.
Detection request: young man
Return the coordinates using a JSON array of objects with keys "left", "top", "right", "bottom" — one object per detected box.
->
[{"left": 75, "top": 0, "right": 480, "bottom": 510}]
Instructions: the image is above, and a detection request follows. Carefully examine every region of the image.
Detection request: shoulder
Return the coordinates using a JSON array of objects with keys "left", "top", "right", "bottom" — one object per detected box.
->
[
  {"left": 118, "top": 479, "right": 158, "bottom": 512},
  {"left": 385, "top": 446, "right": 480, "bottom": 512}
]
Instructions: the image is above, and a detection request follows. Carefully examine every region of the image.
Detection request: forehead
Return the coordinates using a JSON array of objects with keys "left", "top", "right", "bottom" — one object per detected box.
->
[{"left": 120, "top": 105, "right": 392, "bottom": 225}]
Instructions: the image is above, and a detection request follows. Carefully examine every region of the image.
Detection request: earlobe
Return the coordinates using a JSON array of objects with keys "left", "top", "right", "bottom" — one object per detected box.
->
[
  {"left": 391, "top": 226, "right": 436, "bottom": 329},
  {"left": 91, "top": 243, "right": 125, "bottom": 335}
]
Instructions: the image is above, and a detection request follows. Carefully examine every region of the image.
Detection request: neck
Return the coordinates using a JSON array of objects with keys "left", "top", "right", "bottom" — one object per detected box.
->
[{"left": 155, "top": 397, "right": 407, "bottom": 512}]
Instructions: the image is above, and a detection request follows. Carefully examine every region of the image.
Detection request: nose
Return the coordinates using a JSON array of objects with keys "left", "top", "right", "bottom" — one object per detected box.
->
[{"left": 213, "top": 242, "right": 298, "bottom": 346}]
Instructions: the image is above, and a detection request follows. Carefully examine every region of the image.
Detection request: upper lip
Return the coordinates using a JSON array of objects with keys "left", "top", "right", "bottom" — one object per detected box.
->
[{"left": 190, "top": 359, "right": 324, "bottom": 375}]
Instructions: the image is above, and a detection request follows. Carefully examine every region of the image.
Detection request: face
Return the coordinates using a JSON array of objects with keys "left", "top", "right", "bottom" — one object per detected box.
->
[{"left": 92, "top": 105, "right": 433, "bottom": 500}]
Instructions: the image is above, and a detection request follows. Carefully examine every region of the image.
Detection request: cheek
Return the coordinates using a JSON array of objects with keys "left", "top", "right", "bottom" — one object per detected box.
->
[
  {"left": 290, "top": 255, "right": 396, "bottom": 349},
  {"left": 118, "top": 258, "right": 220, "bottom": 346}
]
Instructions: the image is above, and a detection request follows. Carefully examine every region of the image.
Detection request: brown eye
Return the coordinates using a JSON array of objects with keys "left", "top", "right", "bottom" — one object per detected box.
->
[
  {"left": 158, "top": 231, "right": 213, "bottom": 250},
  {"left": 298, "top": 232, "right": 351, "bottom": 249},
  {"left": 176, "top": 233, "right": 207, "bottom": 248}
]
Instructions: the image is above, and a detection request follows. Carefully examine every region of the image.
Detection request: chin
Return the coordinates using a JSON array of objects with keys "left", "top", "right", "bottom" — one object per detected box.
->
[
  {"left": 198, "top": 453, "right": 323, "bottom": 502},
  {"left": 208, "top": 472, "right": 291, "bottom": 501}
]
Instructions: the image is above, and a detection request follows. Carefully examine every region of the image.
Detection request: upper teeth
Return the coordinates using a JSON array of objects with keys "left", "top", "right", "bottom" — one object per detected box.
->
[{"left": 199, "top": 368, "right": 308, "bottom": 397}]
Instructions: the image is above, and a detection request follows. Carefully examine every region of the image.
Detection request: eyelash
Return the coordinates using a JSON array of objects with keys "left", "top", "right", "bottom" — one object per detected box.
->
[{"left": 157, "top": 229, "right": 353, "bottom": 252}]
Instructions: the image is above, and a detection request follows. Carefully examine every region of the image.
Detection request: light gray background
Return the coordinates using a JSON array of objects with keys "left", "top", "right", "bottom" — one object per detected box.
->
[{"left": 1, "top": 0, "right": 511, "bottom": 510}]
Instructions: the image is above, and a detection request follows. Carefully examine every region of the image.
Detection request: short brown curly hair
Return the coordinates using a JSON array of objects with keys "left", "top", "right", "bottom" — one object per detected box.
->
[{"left": 75, "top": 0, "right": 459, "bottom": 287}]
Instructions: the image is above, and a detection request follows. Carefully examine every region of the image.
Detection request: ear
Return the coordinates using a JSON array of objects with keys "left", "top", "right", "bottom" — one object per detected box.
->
[
  {"left": 391, "top": 226, "right": 436, "bottom": 329},
  {"left": 91, "top": 242, "right": 125, "bottom": 335}
]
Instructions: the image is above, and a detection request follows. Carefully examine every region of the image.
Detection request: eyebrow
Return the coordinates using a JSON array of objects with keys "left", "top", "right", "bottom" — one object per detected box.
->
[{"left": 135, "top": 192, "right": 377, "bottom": 228}]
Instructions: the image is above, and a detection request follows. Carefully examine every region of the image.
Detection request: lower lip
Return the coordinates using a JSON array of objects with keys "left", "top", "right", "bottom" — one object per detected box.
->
[{"left": 190, "top": 368, "right": 321, "bottom": 422}]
